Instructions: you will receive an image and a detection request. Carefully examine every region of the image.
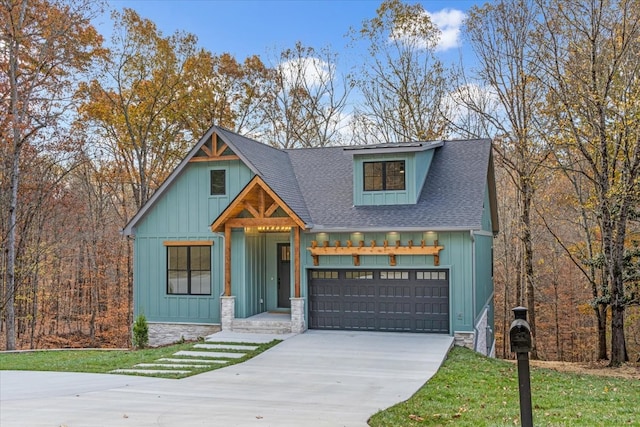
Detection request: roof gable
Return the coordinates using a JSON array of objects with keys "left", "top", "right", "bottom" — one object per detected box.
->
[
  {"left": 211, "top": 175, "right": 306, "bottom": 232},
  {"left": 123, "top": 125, "right": 497, "bottom": 236},
  {"left": 122, "top": 126, "right": 217, "bottom": 235},
  {"left": 287, "top": 139, "right": 497, "bottom": 232}
]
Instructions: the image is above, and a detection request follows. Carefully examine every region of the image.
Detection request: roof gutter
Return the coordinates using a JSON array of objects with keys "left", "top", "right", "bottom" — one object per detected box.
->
[{"left": 305, "top": 225, "right": 484, "bottom": 233}]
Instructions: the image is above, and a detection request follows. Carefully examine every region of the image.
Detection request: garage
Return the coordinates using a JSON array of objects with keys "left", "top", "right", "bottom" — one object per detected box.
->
[{"left": 308, "top": 269, "right": 449, "bottom": 333}]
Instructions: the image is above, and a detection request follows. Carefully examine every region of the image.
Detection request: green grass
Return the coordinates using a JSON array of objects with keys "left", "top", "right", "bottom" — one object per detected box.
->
[
  {"left": 369, "top": 346, "right": 639, "bottom": 427},
  {"left": 0, "top": 339, "right": 281, "bottom": 379}
]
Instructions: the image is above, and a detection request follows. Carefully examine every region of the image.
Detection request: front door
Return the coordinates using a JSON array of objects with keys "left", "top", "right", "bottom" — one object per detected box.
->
[{"left": 277, "top": 243, "right": 291, "bottom": 308}]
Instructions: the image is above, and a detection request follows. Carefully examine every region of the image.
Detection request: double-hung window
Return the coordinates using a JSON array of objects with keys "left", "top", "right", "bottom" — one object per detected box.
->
[
  {"left": 363, "top": 161, "right": 405, "bottom": 191},
  {"left": 167, "top": 245, "right": 211, "bottom": 295}
]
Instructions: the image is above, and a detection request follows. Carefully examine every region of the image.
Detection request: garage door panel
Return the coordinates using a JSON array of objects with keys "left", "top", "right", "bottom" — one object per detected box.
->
[
  {"left": 344, "top": 284, "right": 376, "bottom": 297},
  {"left": 378, "top": 301, "right": 411, "bottom": 314},
  {"left": 378, "top": 317, "right": 413, "bottom": 332},
  {"left": 378, "top": 285, "right": 412, "bottom": 298},
  {"left": 342, "top": 313, "right": 376, "bottom": 330},
  {"left": 344, "top": 301, "right": 375, "bottom": 313},
  {"left": 309, "top": 269, "right": 450, "bottom": 333}
]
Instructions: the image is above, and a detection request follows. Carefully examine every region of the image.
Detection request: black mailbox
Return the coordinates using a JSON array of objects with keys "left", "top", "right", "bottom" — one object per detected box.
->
[
  {"left": 511, "top": 306, "right": 533, "bottom": 427},
  {"left": 510, "top": 319, "right": 532, "bottom": 353}
]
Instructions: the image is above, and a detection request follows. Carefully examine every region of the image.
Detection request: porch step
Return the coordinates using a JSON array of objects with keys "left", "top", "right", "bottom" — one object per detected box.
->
[{"left": 231, "top": 319, "right": 292, "bottom": 334}]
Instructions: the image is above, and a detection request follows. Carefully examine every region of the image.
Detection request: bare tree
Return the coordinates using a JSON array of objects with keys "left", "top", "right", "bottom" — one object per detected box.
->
[
  {"left": 259, "top": 42, "right": 350, "bottom": 148},
  {"left": 0, "top": 0, "right": 103, "bottom": 350},
  {"left": 178, "top": 52, "right": 272, "bottom": 138},
  {"left": 535, "top": 0, "right": 640, "bottom": 366},
  {"left": 77, "top": 8, "right": 200, "bottom": 211},
  {"left": 349, "top": 0, "right": 451, "bottom": 144},
  {"left": 461, "top": 0, "right": 548, "bottom": 358}
]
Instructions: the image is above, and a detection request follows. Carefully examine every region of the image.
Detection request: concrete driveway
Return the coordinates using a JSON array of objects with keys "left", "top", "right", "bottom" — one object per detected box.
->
[{"left": 1, "top": 330, "right": 453, "bottom": 427}]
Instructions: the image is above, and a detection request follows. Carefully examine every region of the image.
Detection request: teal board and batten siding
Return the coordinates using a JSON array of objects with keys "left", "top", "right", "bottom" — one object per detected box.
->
[
  {"left": 413, "top": 148, "right": 435, "bottom": 196},
  {"left": 474, "top": 184, "right": 496, "bottom": 333},
  {"left": 481, "top": 183, "right": 494, "bottom": 233},
  {"left": 231, "top": 231, "right": 287, "bottom": 319},
  {"left": 474, "top": 234, "right": 494, "bottom": 319},
  {"left": 133, "top": 160, "right": 254, "bottom": 324},
  {"left": 351, "top": 149, "right": 434, "bottom": 206},
  {"left": 231, "top": 231, "right": 291, "bottom": 319},
  {"left": 133, "top": 235, "right": 222, "bottom": 323},
  {"left": 299, "top": 230, "right": 475, "bottom": 333},
  {"left": 353, "top": 153, "right": 412, "bottom": 206}
]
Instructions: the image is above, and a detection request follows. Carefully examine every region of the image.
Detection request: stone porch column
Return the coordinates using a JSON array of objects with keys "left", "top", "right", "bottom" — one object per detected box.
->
[
  {"left": 290, "top": 297, "right": 306, "bottom": 334},
  {"left": 221, "top": 296, "right": 235, "bottom": 331}
]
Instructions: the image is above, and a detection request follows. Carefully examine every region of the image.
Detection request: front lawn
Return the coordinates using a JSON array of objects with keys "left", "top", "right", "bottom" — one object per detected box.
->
[
  {"left": 369, "top": 346, "right": 639, "bottom": 426},
  {"left": 0, "top": 339, "right": 280, "bottom": 378}
]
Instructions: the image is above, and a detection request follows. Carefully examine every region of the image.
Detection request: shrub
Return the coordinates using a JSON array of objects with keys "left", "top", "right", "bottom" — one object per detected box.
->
[{"left": 132, "top": 314, "right": 149, "bottom": 349}]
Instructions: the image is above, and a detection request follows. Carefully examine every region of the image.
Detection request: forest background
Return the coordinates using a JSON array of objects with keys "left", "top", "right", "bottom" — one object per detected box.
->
[{"left": 1, "top": 0, "right": 638, "bottom": 367}]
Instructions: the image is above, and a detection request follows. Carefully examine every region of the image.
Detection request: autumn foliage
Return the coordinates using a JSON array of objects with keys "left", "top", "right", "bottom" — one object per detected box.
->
[{"left": 1, "top": 0, "right": 638, "bottom": 365}]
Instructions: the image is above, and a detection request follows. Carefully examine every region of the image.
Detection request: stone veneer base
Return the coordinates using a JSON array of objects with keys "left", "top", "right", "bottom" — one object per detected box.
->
[{"left": 147, "top": 322, "right": 221, "bottom": 347}]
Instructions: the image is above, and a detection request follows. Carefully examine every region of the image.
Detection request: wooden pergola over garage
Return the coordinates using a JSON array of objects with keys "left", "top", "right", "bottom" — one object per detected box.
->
[{"left": 211, "top": 175, "right": 306, "bottom": 299}]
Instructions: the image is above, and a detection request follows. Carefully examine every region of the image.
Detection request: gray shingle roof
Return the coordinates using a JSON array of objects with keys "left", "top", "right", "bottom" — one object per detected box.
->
[
  {"left": 286, "top": 139, "right": 493, "bottom": 231},
  {"left": 123, "top": 125, "right": 495, "bottom": 235},
  {"left": 215, "top": 127, "right": 312, "bottom": 224}
]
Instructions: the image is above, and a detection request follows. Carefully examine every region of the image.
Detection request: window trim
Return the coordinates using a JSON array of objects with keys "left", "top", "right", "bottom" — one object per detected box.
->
[
  {"left": 166, "top": 243, "right": 212, "bottom": 296},
  {"left": 363, "top": 160, "right": 405, "bottom": 191}
]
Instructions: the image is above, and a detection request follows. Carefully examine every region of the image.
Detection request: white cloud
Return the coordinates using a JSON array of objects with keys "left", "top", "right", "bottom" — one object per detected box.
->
[
  {"left": 443, "top": 83, "right": 505, "bottom": 138},
  {"left": 278, "top": 57, "right": 332, "bottom": 90},
  {"left": 427, "top": 8, "right": 466, "bottom": 52}
]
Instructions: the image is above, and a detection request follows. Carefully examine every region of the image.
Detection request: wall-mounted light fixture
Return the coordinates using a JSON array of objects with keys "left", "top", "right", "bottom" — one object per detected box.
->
[{"left": 245, "top": 226, "right": 292, "bottom": 234}]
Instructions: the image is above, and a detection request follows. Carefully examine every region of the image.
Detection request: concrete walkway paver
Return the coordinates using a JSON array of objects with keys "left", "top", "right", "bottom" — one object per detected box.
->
[
  {"left": 193, "top": 343, "right": 259, "bottom": 351},
  {"left": 173, "top": 350, "right": 246, "bottom": 358},
  {"left": 157, "top": 358, "right": 227, "bottom": 364},
  {"left": 1, "top": 330, "right": 453, "bottom": 427}
]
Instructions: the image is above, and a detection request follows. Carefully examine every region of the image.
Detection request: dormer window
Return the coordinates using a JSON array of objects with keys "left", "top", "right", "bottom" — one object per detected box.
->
[{"left": 363, "top": 161, "right": 405, "bottom": 191}]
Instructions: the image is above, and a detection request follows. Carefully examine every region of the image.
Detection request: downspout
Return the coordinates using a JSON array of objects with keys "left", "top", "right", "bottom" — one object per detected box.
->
[
  {"left": 470, "top": 230, "right": 478, "bottom": 351},
  {"left": 214, "top": 232, "right": 226, "bottom": 324}
]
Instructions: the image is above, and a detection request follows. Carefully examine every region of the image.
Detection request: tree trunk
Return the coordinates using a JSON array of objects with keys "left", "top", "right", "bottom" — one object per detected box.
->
[
  {"left": 127, "top": 237, "right": 133, "bottom": 347},
  {"left": 595, "top": 305, "right": 608, "bottom": 360},
  {"left": 5, "top": 154, "right": 18, "bottom": 351},
  {"left": 553, "top": 278, "right": 561, "bottom": 360},
  {"left": 521, "top": 176, "right": 538, "bottom": 359}
]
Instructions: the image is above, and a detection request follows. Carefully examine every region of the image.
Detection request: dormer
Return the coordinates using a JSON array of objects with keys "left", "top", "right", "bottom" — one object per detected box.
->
[{"left": 345, "top": 141, "right": 443, "bottom": 206}]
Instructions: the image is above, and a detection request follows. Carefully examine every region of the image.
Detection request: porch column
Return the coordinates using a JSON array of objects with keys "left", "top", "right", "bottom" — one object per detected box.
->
[
  {"left": 294, "top": 226, "right": 301, "bottom": 298},
  {"left": 291, "top": 226, "right": 305, "bottom": 333},
  {"left": 224, "top": 224, "right": 232, "bottom": 296},
  {"left": 290, "top": 297, "right": 306, "bottom": 333},
  {"left": 222, "top": 224, "right": 234, "bottom": 331},
  {"left": 221, "top": 296, "right": 235, "bottom": 331}
]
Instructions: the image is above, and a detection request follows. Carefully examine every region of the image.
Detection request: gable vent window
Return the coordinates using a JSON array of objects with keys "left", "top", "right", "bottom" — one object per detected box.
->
[
  {"left": 210, "top": 170, "right": 226, "bottom": 195},
  {"left": 364, "top": 161, "right": 405, "bottom": 191},
  {"left": 167, "top": 246, "right": 211, "bottom": 295}
]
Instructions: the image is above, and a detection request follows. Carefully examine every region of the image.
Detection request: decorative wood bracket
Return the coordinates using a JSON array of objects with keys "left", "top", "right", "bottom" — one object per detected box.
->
[
  {"left": 190, "top": 132, "right": 240, "bottom": 162},
  {"left": 308, "top": 239, "right": 444, "bottom": 267}
]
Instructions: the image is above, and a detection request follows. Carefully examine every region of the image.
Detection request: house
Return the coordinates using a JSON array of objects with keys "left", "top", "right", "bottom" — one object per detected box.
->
[{"left": 122, "top": 126, "right": 498, "bottom": 355}]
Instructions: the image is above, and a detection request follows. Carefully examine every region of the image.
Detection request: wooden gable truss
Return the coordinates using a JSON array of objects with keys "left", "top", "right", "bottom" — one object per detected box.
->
[
  {"left": 211, "top": 176, "right": 306, "bottom": 299},
  {"left": 190, "top": 132, "right": 239, "bottom": 162}
]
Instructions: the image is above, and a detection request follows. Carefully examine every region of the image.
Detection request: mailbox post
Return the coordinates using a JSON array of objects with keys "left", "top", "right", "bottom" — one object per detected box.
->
[{"left": 510, "top": 306, "right": 533, "bottom": 427}]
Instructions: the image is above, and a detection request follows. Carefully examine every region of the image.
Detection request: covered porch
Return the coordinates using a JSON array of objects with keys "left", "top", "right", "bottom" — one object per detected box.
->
[{"left": 211, "top": 175, "right": 307, "bottom": 334}]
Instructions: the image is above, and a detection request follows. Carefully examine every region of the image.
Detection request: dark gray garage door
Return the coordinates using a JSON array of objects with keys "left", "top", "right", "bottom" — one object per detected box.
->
[{"left": 308, "top": 269, "right": 449, "bottom": 333}]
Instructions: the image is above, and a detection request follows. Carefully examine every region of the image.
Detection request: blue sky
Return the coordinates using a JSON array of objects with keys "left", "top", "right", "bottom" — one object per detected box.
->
[{"left": 102, "top": 0, "right": 482, "bottom": 66}]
